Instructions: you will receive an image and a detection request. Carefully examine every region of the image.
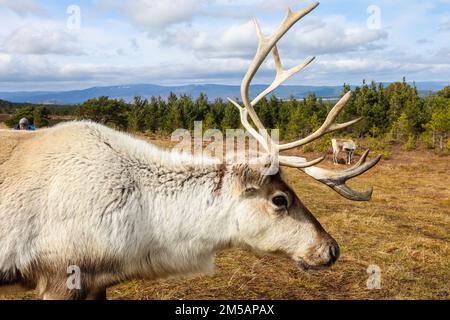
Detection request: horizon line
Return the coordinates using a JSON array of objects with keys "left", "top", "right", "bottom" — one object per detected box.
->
[{"left": 0, "top": 80, "right": 448, "bottom": 93}]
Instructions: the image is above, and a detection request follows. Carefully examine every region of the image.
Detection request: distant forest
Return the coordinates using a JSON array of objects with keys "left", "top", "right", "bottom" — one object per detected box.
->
[{"left": 2, "top": 79, "right": 449, "bottom": 153}]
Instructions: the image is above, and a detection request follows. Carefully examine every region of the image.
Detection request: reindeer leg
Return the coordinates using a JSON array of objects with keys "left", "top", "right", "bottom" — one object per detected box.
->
[
  {"left": 85, "top": 287, "right": 107, "bottom": 300},
  {"left": 39, "top": 277, "right": 87, "bottom": 300}
]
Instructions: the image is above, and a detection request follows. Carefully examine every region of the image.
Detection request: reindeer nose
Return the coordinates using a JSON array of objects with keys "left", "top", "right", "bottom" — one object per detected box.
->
[{"left": 328, "top": 243, "right": 340, "bottom": 264}]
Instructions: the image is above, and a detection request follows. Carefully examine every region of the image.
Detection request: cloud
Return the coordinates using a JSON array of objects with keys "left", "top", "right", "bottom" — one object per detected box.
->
[
  {"left": 438, "top": 17, "right": 450, "bottom": 31},
  {"left": 416, "top": 38, "right": 433, "bottom": 44},
  {"left": 0, "top": 0, "right": 448, "bottom": 91},
  {"left": 434, "top": 47, "right": 450, "bottom": 62},
  {"left": 2, "top": 27, "right": 84, "bottom": 55},
  {"left": 286, "top": 17, "right": 388, "bottom": 55},
  {"left": 1, "top": 50, "right": 448, "bottom": 90},
  {"left": 315, "top": 56, "right": 450, "bottom": 81},
  {"left": 0, "top": 0, "right": 44, "bottom": 16},
  {"left": 130, "top": 38, "right": 140, "bottom": 51},
  {"left": 160, "top": 15, "right": 388, "bottom": 61},
  {"left": 96, "top": 0, "right": 205, "bottom": 33},
  {"left": 160, "top": 21, "right": 258, "bottom": 59},
  {"left": 0, "top": 53, "right": 249, "bottom": 85}
]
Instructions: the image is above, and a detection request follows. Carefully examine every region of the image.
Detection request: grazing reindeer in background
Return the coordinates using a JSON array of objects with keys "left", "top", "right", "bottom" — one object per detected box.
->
[
  {"left": 0, "top": 2, "right": 380, "bottom": 300},
  {"left": 331, "top": 139, "right": 357, "bottom": 165}
]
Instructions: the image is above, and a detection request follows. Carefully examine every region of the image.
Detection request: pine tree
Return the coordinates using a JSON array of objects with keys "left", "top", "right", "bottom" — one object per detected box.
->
[
  {"left": 437, "top": 86, "right": 450, "bottom": 99},
  {"left": 390, "top": 112, "right": 411, "bottom": 141},
  {"left": 167, "top": 92, "right": 183, "bottom": 131},
  {"left": 143, "top": 96, "right": 159, "bottom": 133},
  {"left": 222, "top": 101, "right": 240, "bottom": 131},
  {"left": 179, "top": 94, "right": 194, "bottom": 129},
  {"left": 33, "top": 106, "right": 50, "bottom": 128},
  {"left": 193, "top": 93, "right": 209, "bottom": 123},
  {"left": 128, "top": 96, "right": 147, "bottom": 132},
  {"left": 423, "top": 105, "right": 450, "bottom": 150},
  {"left": 156, "top": 96, "right": 169, "bottom": 133}
]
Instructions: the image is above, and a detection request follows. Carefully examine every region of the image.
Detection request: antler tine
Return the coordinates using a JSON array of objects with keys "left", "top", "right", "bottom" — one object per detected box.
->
[
  {"left": 225, "top": 3, "right": 381, "bottom": 202},
  {"left": 302, "top": 152, "right": 382, "bottom": 201},
  {"left": 227, "top": 2, "right": 320, "bottom": 156},
  {"left": 241, "top": 2, "right": 320, "bottom": 133},
  {"left": 279, "top": 154, "right": 326, "bottom": 168},
  {"left": 336, "top": 150, "right": 381, "bottom": 180},
  {"left": 227, "top": 98, "right": 269, "bottom": 152},
  {"left": 251, "top": 47, "right": 316, "bottom": 107},
  {"left": 344, "top": 149, "right": 369, "bottom": 172},
  {"left": 272, "top": 151, "right": 380, "bottom": 200},
  {"left": 277, "top": 91, "right": 362, "bottom": 151}
]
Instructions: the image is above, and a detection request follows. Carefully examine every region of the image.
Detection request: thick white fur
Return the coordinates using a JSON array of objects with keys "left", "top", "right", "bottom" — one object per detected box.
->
[{"left": 0, "top": 121, "right": 334, "bottom": 298}]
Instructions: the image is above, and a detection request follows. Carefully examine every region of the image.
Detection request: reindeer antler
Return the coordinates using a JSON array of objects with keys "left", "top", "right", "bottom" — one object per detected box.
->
[{"left": 227, "top": 2, "right": 381, "bottom": 201}]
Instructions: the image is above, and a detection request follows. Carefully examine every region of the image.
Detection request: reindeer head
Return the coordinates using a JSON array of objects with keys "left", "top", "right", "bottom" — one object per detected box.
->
[
  {"left": 226, "top": 2, "right": 380, "bottom": 271},
  {"left": 229, "top": 163, "right": 339, "bottom": 271}
]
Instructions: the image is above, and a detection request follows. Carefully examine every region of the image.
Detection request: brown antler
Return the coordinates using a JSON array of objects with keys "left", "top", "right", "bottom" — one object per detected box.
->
[{"left": 227, "top": 2, "right": 380, "bottom": 201}]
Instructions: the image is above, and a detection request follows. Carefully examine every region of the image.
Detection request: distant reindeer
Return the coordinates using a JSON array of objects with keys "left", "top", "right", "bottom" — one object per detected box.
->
[
  {"left": 0, "top": 3, "right": 380, "bottom": 300},
  {"left": 332, "top": 139, "right": 357, "bottom": 165}
]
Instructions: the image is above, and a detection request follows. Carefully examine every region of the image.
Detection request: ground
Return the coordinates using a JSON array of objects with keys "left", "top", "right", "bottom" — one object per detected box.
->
[{"left": 1, "top": 131, "right": 449, "bottom": 300}]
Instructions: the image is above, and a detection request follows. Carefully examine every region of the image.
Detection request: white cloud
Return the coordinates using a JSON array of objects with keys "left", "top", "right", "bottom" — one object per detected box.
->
[
  {"left": 161, "top": 21, "right": 258, "bottom": 59},
  {"left": 130, "top": 38, "right": 140, "bottom": 51},
  {"left": 160, "top": 15, "right": 387, "bottom": 61},
  {"left": 286, "top": 17, "right": 388, "bottom": 55},
  {"left": 98, "top": 0, "right": 206, "bottom": 33},
  {"left": 0, "top": 53, "right": 251, "bottom": 87},
  {"left": 438, "top": 16, "right": 450, "bottom": 31},
  {"left": 0, "top": 0, "right": 44, "bottom": 16},
  {"left": 316, "top": 56, "right": 450, "bottom": 81},
  {"left": 416, "top": 38, "right": 433, "bottom": 44},
  {"left": 129, "top": 0, "right": 203, "bottom": 29},
  {"left": 0, "top": 0, "right": 448, "bottom": 90},
  {"left": 1, "top": 27, "right": 84, "bottom": 55}
]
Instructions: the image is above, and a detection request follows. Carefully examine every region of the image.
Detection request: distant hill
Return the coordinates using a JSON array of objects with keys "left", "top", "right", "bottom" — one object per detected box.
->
[{"left": 0, "top": 82, "right": 447, "bottom": 105}]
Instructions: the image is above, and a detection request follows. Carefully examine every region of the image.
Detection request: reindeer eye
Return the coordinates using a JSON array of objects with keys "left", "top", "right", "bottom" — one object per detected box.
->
[{"left": 272, "top": 194, "right": 288, "bottom": 208}]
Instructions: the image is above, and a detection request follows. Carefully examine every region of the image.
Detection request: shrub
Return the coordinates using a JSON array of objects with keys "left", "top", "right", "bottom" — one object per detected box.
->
[
  {"left": 421, "top": 131, "right": 434, "bottom": 149},
  {"left": 366, "top": 137, "right": 392, "bottom": 159},
  {"left": 403, "top": 134, "right": 417, "bottom": 151},
  {"left": 301, "top": 143, "right": 314, "bottom": 153},
  {"left": 314, "top": 136, "right": 331, "bottom": 153}
]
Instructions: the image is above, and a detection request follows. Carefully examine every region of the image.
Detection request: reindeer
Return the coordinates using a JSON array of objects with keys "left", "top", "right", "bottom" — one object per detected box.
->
[
  {"left": 0, "top": 2, "right": 380, "bottom": 300},
  {"left": 331, "top": 139, "right": 357, "bottom": 165}
]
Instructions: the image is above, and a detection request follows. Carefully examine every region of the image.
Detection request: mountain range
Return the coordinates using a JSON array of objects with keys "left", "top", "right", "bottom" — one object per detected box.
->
[{"left": 0, "top": 82, "right": 447, "bottom": 105}]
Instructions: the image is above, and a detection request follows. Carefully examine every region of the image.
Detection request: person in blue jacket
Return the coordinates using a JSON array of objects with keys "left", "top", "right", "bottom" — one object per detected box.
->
[{"left": 14, "top": 118, "right": 36, "bottom": 131}]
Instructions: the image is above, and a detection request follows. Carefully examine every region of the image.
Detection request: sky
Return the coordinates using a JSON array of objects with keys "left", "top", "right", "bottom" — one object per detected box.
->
[{"left": 0, "top": 0, "right": 449, "bottom": 91}]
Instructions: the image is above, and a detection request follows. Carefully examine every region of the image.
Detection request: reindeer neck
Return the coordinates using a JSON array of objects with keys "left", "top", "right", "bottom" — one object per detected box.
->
[{"left": 132, "top": 150, "right": 238, "bottom": 253}]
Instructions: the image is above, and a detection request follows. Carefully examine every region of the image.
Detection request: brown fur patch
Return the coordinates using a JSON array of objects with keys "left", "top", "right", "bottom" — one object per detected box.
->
[{"left": 212, "top": 163, "right": 226, "bottom": 195}]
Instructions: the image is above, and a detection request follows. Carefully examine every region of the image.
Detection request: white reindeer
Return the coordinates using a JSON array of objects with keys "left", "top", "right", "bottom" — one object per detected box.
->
[
  {"left": 332, "top": 139, "right": 357, "bottom": 165},
  {"left": 0, "top": 3, "right": 380, "bottom": 300}
]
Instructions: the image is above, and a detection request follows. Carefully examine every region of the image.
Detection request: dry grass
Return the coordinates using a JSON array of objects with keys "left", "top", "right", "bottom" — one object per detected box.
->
[{"left": 2, "top": 132, "right": 449, "bottom": 300}]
